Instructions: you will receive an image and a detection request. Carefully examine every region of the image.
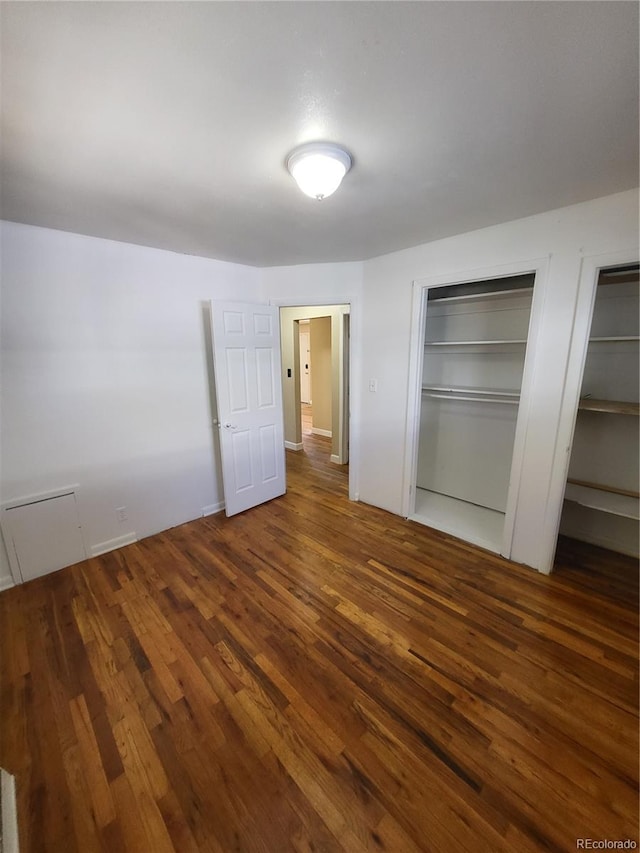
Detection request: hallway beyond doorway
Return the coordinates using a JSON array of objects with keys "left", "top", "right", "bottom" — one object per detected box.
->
[
  {"left": 294, "top": 403, "right": 344, "bottom": 470},
  {"left": 279, "top": 304, "right": 350, "bottom": 469},
  {"left": 302, "top": 403, "right": 312, "bottom": 436}
]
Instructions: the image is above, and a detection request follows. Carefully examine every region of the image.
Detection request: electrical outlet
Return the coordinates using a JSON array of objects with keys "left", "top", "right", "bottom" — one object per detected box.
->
[{"left": 116, "top": 506, "right": 128, "bottom": 523}]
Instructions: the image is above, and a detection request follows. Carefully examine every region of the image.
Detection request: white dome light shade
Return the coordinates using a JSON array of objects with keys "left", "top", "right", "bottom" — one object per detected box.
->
[{"left": 286, "top": 142, "right": 352, "bottom": 200}]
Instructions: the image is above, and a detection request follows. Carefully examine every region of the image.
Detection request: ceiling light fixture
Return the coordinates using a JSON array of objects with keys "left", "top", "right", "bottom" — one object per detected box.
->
[{"left": 286, "top": 142, "right": 352, "bottom": 200}]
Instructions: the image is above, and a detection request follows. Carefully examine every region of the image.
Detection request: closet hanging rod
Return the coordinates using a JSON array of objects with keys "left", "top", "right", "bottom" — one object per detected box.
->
[
  {"left": 424, "top": 339, "right": 527, "bottom": 347},
  {"left": 421, "top": 391, "right": 519, "bottom": 405},
  {"left": 422, "top": 385, "right": 520, "bottom": 398}
]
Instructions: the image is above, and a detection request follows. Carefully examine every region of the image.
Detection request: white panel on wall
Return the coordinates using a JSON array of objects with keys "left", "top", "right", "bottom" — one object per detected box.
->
[{"left": 2, "top": 491, "right": 86, "bottom": 582}]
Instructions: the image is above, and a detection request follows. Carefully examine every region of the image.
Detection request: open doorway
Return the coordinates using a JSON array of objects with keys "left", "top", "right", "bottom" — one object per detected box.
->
[
  {"left": 298, "top": 316, "right": 332, "bottom": 445},
  {"left": 279, "top": 305, "right": 350, "bottom": 466}
]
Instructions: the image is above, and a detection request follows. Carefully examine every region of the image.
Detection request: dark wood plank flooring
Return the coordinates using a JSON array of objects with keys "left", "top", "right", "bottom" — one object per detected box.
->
[{"left": 1, "top": 434, "right": 638, "bottom": 852}]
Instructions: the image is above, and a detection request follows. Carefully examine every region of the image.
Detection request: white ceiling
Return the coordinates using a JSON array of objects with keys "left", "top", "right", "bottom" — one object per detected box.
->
[{"left": 1, "top": 2, "right": 638, "bottom": 267}]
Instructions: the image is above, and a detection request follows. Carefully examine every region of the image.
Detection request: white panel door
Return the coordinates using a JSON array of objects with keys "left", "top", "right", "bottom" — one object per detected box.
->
[{"left": 210, "top": 301, "right": 286, "bottom": 516}]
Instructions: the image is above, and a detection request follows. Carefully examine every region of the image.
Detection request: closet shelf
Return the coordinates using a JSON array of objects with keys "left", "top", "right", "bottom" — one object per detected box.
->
[
  {"left": 588, "top": 336, "right": 639, "bottom": 343},
  {"left": 422, "top": 390, "right": 519, "bottom": 405},
  {"left": 422, "top": 385, "right": 520, "bottom": 397},
  {"left": 578, "top": 398, "right": 639, "bottom": 416},
  {"left": 599, "top": 271, "right": 640, "bottom": 286},
  {"left": 564, "top": 482, "right": 639, "bottom": 520},
  {"left": 429, "top": 287, "right": 533, "bottom": 305},
  {"left": 425, "top": 339, "right": 527, "bottom": 347},
  {"left": 567, "top": 478, "right": 639, "bottom": 499}
]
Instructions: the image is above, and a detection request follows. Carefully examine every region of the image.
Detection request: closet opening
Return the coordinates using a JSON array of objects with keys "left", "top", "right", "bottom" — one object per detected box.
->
[
  {"left": 406, "top": 269, "right": 538, "bottom": 556},
  {"left": 555, "top": 262, "right": 639, "bottom": 561}
]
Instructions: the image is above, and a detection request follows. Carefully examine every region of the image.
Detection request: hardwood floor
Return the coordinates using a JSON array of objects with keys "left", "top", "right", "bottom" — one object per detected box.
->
[
  {"left": 1, "top": 434, "right": 638, "bottom": 852},
  {"left": 301, "top": 403, "right": 313, "bottom": 436}
]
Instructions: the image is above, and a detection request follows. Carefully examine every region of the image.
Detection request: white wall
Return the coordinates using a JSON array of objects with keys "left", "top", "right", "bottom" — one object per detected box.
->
[
  {"left": 0, "top": 222, "right": 261, "bottom": 587},
  {"left": 358, "top": 189, "right": 639, "bottom": 572}
]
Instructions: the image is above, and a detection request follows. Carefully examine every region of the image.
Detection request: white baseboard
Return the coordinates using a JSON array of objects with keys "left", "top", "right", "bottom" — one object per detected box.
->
[
  {"left": 0, "top": 575, "right": 15, "bottom": 593},
  {"left": 202, "top": 501, "right": 225, "bottom": 517},
  {"left": 285, "top": 441, "right": 303, "bottom": 451},
  {"left": 1, "top": 768, "right": 19, "bottom": 853},
  {"left": 311, "top": 428, "right": 332, "bottom": 438},
  {"left": 330, "top": 454, "right": 341, "bottom": 464},
  {"left": 91, "top": 532, "right": 138, "bottom": 557}
]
